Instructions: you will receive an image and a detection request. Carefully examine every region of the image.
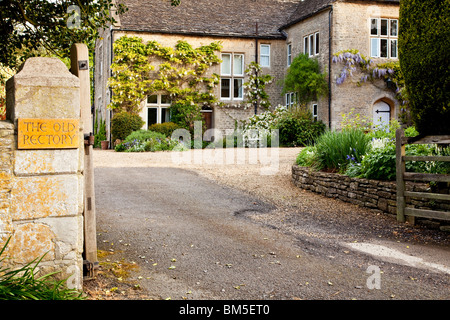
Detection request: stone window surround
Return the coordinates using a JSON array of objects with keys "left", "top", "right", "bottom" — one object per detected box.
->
[
  {"left": 370, "top": 17, "right": 398, "bottom": 59},
  {"left": 303, "top": 32, "right": 320, "bottom": 57},
  {"left": 312, "top": 103, "right": 318, "bottom": 121},
  {"left": 285, "top": 92, "right": 297, "bottom": 108},
  {"left": 220, "top": 53, "right": 245, "bottom": 101},
  {"left": 146, "top": 94, "right": 171, "bottom": 126},
  {"left": 260, "top": 44, "right": 271, "bottom": 68},
  {"left": 287, "top": 43, "right": 292, "bottom": 67}
]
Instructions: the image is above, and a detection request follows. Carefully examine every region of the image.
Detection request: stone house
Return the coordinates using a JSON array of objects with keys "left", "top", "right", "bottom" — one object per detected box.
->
[{"left": 95, "top": 0, "right": 400, "bottom": 143}]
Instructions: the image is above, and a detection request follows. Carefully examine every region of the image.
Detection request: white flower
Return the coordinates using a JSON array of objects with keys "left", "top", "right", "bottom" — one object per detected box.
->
[{"left": 371, "top": 138, "right": 389, "bottom": 149}]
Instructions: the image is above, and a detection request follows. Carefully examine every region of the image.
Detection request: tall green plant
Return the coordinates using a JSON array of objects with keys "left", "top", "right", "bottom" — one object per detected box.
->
[
  {"left": 94, "top": 119, "right": 107, "bottom": 148},
  {"left": 282, "top": 53, "right": 328, "bottom": 105},
  {"left": 313, "top": 129, "right": 371, "bottom": 173},
  {"left": 399, "top": 0, "right": 450, "bottom": 135},
  {"left": 0, "top": 237, "right": 83, "bottom": 300}
]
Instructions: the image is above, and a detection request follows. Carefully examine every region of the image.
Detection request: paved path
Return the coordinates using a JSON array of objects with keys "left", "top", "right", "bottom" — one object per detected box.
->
[{"left": 94, "top": 158, "right": 449, "bottom": 300}]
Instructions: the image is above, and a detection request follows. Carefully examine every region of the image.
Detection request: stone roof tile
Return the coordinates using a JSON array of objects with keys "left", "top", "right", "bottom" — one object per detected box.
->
[
  {"left": 117, "top": 0, "right": 400, "bottom": 38},
  {"left": 118, "top": 0, "right": 301, "bottom": 39}
]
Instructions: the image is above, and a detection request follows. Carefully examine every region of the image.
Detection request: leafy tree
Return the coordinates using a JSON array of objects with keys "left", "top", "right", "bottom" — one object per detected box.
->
[
  {"left": 0, "top": 0, "right": 181, "bottom": 76},
  {"left": 399, "top": 0, "right": 450, "bottom": 135},
  {"left": 282, "top": 53, "right": 328, "bottom": 106},
  {"left": 0, "top": 0, "right": 120, "bottom": 72}
]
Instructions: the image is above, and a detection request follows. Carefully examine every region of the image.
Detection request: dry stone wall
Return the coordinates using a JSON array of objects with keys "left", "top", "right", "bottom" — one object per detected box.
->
[{"left": 292, "top": 165, "right": 450, "bottom": 217}]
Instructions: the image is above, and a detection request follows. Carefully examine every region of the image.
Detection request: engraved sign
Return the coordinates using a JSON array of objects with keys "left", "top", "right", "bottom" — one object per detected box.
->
[{"left": 18, "top": 119, "right": 79, "bottom": 149}]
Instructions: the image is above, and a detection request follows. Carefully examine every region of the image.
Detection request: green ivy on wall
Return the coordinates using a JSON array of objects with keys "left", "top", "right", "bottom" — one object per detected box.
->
[{"left": 108, "top": 36, "right": 222, "bottom": 115}]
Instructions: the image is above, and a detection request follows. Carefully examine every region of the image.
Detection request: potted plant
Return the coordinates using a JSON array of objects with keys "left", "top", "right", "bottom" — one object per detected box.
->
[{"left": 101, "top": 140, "right": 109, "bottom": 150}]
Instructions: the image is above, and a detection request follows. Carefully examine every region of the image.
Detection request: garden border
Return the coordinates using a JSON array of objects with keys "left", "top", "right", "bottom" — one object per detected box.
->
[{"left": 291, "top": 165, "right": 450, "bottom": 222}]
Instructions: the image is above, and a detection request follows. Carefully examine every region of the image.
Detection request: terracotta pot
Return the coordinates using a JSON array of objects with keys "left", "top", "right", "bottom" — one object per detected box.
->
[{"left": 101, "top": 140, "right": 109, "bottom": 150}]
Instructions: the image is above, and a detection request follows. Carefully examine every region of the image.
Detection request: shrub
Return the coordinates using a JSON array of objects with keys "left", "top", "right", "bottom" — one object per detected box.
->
[
  {"left": 114, "top": 143, "right": 127, "bottom": 152},
  {"left": 115, "top": 129, "right": 185, "bottom": 153},
  {"left": 240, "top": 105, "right": 287, "bottom": 148},
  {"left": 359, "top": 141, "right": 396, "bottom": 180},
  {"left": 243, "top": 105, "right": 287, "bottom": 131},
  {"left": 313, "top": 129, "right": 371, "bottom": 173},
  {"left": 170, "top": 103, "right": 203, "bottom": 134},
  {"left": 278, "top": 117, "right": 325, "bottom": 147},
  {"left": 123, "top": 129, "right": 166, "bottom": 144},
  {"left": 399, "top": 0, "right": 450, "bottom": 135},
  {"left": 148, "top": 122, "right": 181, "bottom": 137},
  {"left": 146, "top": 138, "right": 182, "bottom": 152},
  {"left": 359, "top": 138, "right": 450, "bottom": 181},
  {"left": 111, "top": 112, "right": 145, "bottom": 141}
]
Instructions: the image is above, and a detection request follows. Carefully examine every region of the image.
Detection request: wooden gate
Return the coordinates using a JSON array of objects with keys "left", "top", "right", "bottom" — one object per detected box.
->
[{"left": 396, "top": 129, "right": 450, "bottom": 224}]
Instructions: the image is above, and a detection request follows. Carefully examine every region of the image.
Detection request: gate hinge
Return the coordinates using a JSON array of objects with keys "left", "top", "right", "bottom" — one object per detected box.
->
[
  {"left": 84, "top": 133, "right": 95, "bottom": 146},
  {"left": 83, "top": 260, "right": 99, "bottom": 280}
]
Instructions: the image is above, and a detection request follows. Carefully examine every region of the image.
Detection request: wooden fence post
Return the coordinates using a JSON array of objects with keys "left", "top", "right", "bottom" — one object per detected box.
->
[
  {"left": 396, "top": 128, "right": 406, "bottom": 223},
  {"left": 396, "top": 129, "right": 450, "bottom": 224},
  {"left": 70, "top": 44, "right": 98, "bottom": 279}
]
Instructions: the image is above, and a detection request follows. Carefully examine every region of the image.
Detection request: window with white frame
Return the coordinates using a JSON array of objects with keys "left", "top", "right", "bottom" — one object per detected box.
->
[
  {"left": 260, "top": 44, "right": 270, "bottom": 67},
  {"left": 312, "top": 104, "right": 318, "bottom": 122},
  {"left": 287, "top": 43, "right": 292, "bottom": 66},
  {"left": 221, "top": 53, "right": 244, "bottom": 100},
  {"left": 304, "top": 32, "right": 320, "bottom": 57},
  {"left": 370, "top": 18, "right": 398, "bottom": 58},
  {"left": 285, "top": 92, "right": 297, "bottom": 108},
  {"left": 146, "top": 94, "right": 171, "bottom": 127}
]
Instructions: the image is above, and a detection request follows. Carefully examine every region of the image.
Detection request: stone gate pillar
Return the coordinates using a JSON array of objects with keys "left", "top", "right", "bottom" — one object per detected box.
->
[{"left": 4, "top": 57, "right": 84, "bottom": 289}]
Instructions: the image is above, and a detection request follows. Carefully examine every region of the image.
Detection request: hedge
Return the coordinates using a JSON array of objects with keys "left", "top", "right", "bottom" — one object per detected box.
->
[
  {"left": 111, "top": 112, "right": 145, "bottom": 141},
  {"left": 399, "top": 0, "right": 450, "bottom": 135}
]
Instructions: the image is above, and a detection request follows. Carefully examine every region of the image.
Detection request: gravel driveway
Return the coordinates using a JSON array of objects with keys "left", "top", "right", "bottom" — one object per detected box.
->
[{"left": 86, "top": 148, "right": 449, "bottom": 301}]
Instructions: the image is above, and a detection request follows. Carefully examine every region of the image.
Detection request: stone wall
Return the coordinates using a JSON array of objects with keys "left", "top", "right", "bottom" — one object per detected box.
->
[
  {"left": 0, "top": 57, "right": 84, "bottom": 289},
  {"left": 0, "top": 121, "right": 15, "bottom": 240},
  {"left": 329, "top": 1, "right": 400, "bottom": 130},
  {"left": 284, "top": 2, "right": 401, "bottom": 130},
  {"left": 292, "top": 165, "right": 450, "bottom": 217}
]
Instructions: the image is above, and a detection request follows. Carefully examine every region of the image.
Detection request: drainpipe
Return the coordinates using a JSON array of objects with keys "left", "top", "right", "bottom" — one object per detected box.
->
[
  {"left": 254, "top": 22, "right": 259, "bottom": 115},
  {"left": 109, "top": 27, "right": 115, "bottom": 146},
  {"left": 328, "top": 7, "right": 333, "bottom": 130},
  {"left": 92, "top": 44, "right": 96, "bottom": 134}
]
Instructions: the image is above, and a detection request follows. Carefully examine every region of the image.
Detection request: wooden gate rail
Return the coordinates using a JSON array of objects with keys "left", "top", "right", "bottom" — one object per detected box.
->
[{"left": 396, "top": 129, "right": 450, "bottom": 223}]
